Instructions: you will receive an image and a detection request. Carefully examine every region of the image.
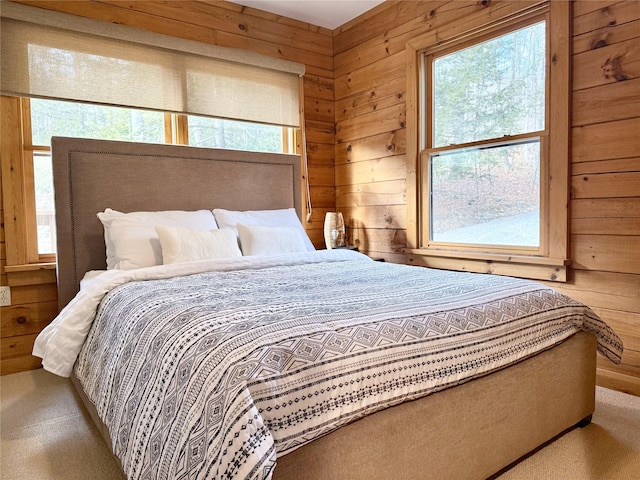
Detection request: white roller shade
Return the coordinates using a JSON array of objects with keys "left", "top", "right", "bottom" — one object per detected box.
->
[{"left": 1, "top": 3, "right": 304, "bottom": 127}]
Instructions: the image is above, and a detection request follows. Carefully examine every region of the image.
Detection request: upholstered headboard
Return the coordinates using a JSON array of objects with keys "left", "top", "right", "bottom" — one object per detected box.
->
[{"left": 52, "top": 136, "right": 302, "bottom": 309}]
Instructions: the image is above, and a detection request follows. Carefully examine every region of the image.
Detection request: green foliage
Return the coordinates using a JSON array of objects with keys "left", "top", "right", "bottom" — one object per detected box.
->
[
  {"left": 432, "top": 22, "right": 545, "bottom": 148},
  {"left": 30, "top": 99, "right": 165, "bottom": 145}
]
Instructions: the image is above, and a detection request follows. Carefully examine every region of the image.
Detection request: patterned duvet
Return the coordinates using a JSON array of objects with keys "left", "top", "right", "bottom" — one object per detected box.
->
[{"left": 71, "top": 252, "right": 622, "bottom": 480}]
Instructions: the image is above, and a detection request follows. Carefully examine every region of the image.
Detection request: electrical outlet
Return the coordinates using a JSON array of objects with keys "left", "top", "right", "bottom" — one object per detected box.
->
[{"left": 0, "top": 286, "right": 11, "bottom": 307}]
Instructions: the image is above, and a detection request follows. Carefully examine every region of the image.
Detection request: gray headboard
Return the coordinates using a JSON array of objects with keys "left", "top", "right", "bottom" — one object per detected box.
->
[{"left": 52, "top": 136, "right": 302, "bottom": 310}]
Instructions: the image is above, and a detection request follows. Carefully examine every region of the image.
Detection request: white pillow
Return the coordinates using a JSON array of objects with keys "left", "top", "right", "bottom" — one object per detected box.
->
[
  {"left": 97, "top": 208, "right": 218, "bottom": 270},
  {"left": 213, "top": 208, "right": 315, "bottom": 251},
  {"left": 237, "top": 224, "right": 308, "bottom": 256},
  {"left": 155, "top": 226, "right": 241, "bottom": 264}
]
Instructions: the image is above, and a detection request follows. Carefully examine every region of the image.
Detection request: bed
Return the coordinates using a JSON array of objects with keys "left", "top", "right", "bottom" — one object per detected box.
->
[{"left": 33, "top": 136, "right": 623, "bottom": 480}]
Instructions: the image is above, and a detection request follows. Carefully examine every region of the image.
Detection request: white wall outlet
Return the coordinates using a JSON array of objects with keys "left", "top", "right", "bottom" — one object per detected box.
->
[{"left": 0, "top": 286, "right": 11, "bottom": 307}]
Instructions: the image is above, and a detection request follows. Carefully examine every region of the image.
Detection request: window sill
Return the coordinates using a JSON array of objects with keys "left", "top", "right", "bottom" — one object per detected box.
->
[
  {"left": 405, "top": 249, "right": 568, "bottom": 282},
  {"left": 4, "top": 262, "right": 56, "bottom": 273}
]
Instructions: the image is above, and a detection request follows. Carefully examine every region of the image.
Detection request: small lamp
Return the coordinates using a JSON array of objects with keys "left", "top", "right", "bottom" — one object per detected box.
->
[{"left": 324, "top": 212, "right": 345, "bottom": 249}]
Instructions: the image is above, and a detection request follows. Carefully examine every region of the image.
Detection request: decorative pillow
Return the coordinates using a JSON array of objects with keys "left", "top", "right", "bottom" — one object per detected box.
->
[
  {"left": 213, "top": 208, "right": 315, "bottom": 251},
  {"left": 155, "top": 226, "right": 241, "bottom": 264},
  {"left": 97, "top": 208, "right": 218, "bottom": 270},
  {"left": 236, "top": 224, "right": 308, "bottom": 256}
]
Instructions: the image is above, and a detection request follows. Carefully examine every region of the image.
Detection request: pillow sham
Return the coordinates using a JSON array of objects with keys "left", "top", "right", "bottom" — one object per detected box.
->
[
  {"left": 155, "top": 226, "right": 241, "bottom": 264},
  {"left": 97, "top": 208, "right": 218, "bottom": 270},
  {"left": 213, "top": 208, "right": 315, "bottom": 251},
  {"left": 237, "top": 223, "right": 308, "bottom": 256}
]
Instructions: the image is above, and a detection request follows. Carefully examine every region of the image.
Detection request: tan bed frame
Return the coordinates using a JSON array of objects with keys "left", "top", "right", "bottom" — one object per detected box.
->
[{"left": 53, "top": 137, "right": 596, "bottom": 480}]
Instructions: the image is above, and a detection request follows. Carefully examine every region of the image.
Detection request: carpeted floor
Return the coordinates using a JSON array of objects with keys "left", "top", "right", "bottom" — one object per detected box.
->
[{"left": 1, "top": 368, "right": 639, "bottom": 479}]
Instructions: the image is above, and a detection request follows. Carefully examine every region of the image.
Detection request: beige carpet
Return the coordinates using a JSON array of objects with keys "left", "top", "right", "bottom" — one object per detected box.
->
[{"left": 1, "top": 369, "right": 639, "bottom": 479}]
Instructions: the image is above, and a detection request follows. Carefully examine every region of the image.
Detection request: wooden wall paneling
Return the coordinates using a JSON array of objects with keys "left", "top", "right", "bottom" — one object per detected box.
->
[
  {"left": 336, "top": 129, "right": 407, "bottom": 165},
  {"left": 573, "top": 18, "right": 640, "bottom": 54},
  {"left": 335, "top": 155, "right": 407, "bottom": 186},
  {"left": 573, "top": 0, "right": 625, "bottom": 17},
  {"left": 572, "top": 157, "right": 640, "bottom": 175},
  {"left": 597, "top": 368, "right": 640, "bottom": 396},
  {"left": 572, "top": 0, "right": 640, "bottom": 37},
  {"left": 572, "top": 77, "right": 640, "bottom": 126},
  {"left": 307, "top": 165, "right": 335, "bottom": 187},
  {"left": 571, "top": 235, "right": 640, "bottom": 274},
  {"left": 571, "top": 217, "right": 640, "bottom": 236},
  {"left": 549, "top": 278, "right": 639, "bottom": 314},
  {"left": 349, "top": 228, "right": 407, "bottom": 255},
  {"left": 303, "top": 74, "right": 335, "bottom": 102},
  {"left": 1, "top": 334, "right": 42, "bottom": 375},
  {"left": 334, "top": 52, "right": 405, "bottom": 101},
  {"left": 305, "top": 143, "right": 335, "bottom": 167},
  {"left": 342, "top": 205, "right": 407, "bottom": 230},
  {"left": 1, "top": 301, "right": 58, "bottom": 338},
  {"left": 336, "top": 179, "right": 407, "bottom": 208},
  {"left": 569, "top": 270, "right": 640, "bottom": 300},
  {"left": 305, "top": 97, "right": 334, "bottom": 124},
  {"left": 570, "top": 2, "right": 640, "bottom": 394},
  {"left": 572, "top": 36, "right": 640, "bottom": 91},
  {"left": 5, "top": 268, "right": 56, "bottom": 287},
  {"left": 570, "top": 0, "right": 639, "bottom": 389},
  {"left": 572, "top": 118, "right": 640, "bottom": 162},
  {"left": 572, "top": 197, "right": 640, "bottom": 218},
  {"left": 335, "top": 78, "right": 406, "bottom": 123},
  {"left": 304, "top": 121, "right": 335, "bottom": 144},
  {"left": 336, "top": 103, "right": 406, "bottom": 144},
  {"left": 309, "top": 187, "right": 336, "bottom": 209},
  {"left": 572, "top": 171, "right": 640, "bottom": 198},
  {"left": 98, "top": 0, "right": 334, "bottom": 56}
]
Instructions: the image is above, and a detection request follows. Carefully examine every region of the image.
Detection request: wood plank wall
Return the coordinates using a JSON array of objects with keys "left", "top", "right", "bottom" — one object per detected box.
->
[
  {"left": 565, "top": 0, "right": 640, "bottom": 395},
  {"left": 1, "top": 0, "right": 638, "bottom": 396},
  {"left": 333, "top": 0, "right": 640, "bottom": 395},
  {"left": 0, "top": 0, "right": 336, "bottom": 375}
]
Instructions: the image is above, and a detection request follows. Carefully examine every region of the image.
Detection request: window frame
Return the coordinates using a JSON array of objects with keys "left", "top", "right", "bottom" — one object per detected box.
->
[
  {"left": 422, "top": 15, "right": 548, "bottom": 256},
  {"left": 405, "top": 1, "right": 570, "bottom": 282},
  {"left": 1, "top": 97, "right": 295, "bottom": 269}
]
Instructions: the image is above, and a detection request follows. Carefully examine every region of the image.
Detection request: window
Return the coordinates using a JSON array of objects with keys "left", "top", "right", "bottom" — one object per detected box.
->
[
  {"left": 1, "top": 2, "right": 303, "bottom": 267},
  {"left": 187, "top": 115, "right": 292, "bottom": 153},
  {"left": 18, "top": 98, "right": 294, "bottom": 257},
  {"left": 426, "top": 21, "right": 545, "bottom": 250},
  {"left": 405, "top": 1, "right": 570, "bottom": 282}
]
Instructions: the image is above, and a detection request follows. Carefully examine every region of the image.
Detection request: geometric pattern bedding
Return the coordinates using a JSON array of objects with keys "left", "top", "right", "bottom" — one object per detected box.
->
[{"left": 73, "top": 255, "right": 623, "bottom": 480}]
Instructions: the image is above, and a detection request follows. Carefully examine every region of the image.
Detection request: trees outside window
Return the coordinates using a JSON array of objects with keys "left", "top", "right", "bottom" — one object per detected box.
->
[{"left": 424, "top": 21, "right": 546, "bottom": 251}]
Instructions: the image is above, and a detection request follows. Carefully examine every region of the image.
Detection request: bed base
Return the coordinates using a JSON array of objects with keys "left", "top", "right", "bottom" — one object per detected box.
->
[{"left": 70, "top": 332, "right": 596, "bottom": 480}]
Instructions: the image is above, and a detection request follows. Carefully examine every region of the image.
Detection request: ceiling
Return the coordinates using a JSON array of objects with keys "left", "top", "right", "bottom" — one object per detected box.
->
[{"left": 226, "top": 0, "right": 386, "bottom": 30}]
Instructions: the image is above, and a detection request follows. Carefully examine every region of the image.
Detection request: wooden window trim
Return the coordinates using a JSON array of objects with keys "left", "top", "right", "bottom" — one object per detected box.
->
[
  {"left": 405, "top": 0, "right": 570, "bottom": 282},
  {"left": 1, "top": 96, "right": 46, "bottom": 269}
]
